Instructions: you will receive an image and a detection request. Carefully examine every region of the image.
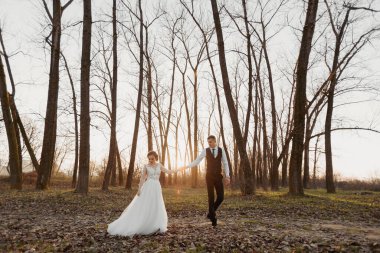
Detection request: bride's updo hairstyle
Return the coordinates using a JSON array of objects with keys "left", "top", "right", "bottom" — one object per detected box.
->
[{"left": 147, "top": 150, "right": 159, "bottom": 161}]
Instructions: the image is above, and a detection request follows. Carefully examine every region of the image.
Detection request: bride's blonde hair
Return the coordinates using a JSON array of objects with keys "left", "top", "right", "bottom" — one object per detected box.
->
[{"left": 147, "top": 150, "right": 159, "bottom": 161}]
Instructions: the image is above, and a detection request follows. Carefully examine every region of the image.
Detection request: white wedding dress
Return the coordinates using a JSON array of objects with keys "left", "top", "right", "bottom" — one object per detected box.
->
[{"left": 107, "top": 162, "right": 177, "bottom": 237}]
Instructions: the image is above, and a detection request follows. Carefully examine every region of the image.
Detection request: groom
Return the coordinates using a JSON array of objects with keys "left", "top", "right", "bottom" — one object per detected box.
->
[{"left": 183, "top": 135, "right": 230, "bottom": 226}]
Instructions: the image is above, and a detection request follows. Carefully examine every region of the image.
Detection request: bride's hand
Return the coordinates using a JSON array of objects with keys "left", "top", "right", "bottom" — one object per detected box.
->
[
  {"left": 137, "top": 189, "right": 141, "bottom": 196},
  {"left": 224, "top": 177, "right": 231, "bottom": 186}
]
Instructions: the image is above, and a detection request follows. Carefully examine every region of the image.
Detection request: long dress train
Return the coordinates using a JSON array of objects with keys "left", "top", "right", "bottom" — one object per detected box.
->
[{"left": 107, "top": 163, "right": 176, "bottom": 237}]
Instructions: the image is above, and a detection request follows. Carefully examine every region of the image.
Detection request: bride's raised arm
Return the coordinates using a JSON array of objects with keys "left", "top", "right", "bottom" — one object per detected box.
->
[{"left": 160, "top": 163, "right": 182, "bottom": 174}]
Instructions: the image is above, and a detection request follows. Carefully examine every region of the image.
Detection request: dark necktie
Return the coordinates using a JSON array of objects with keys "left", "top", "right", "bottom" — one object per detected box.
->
[{"left": 212, "top": 148, "right": 215, "bottom": 157}]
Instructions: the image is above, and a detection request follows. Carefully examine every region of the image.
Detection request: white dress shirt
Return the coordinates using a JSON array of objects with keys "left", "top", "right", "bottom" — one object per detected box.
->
[{"left": 186, "top": 147, "right": 230, "bottom": 177}]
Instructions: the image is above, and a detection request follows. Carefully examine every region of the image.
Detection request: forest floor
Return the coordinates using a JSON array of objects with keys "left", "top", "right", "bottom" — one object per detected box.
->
[{"left": 1, "top": 184, "right": 380, "bottom": 253}]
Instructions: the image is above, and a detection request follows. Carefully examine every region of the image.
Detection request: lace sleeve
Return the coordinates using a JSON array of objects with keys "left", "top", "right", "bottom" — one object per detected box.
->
[{"left": 138, "top": 165, "right": 147, "bottom": 189}]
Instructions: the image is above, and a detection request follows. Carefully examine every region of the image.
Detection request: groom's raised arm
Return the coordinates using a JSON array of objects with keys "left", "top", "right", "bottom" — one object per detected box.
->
[{"left": 185, "top": 148, "right": 207, "bottom": 168}]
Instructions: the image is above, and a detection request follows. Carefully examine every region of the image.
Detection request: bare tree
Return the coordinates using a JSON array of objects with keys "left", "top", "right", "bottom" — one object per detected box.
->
[
  {"left": 210, "top": 0, "right": 254, "bottom": 195},
  {"left": 60, "top": 53, "right": 79, "bottom": 188},
  {"left": 0, "top": 49, "right": 21, "bottom": 189},
  {"left": 125, "top": 0, "right": 144, "bottom": 190},
  {"left": 76, "top": 0, "right": 92, "bottom": 194},
  {"left": 322, "top": 0, "right": 380, "bottom": 193},
  {"left": 157, "top": 14, "right": 180, "bottom": 186},
  {"left": 103, "top": 0, "right": 119, "bottom": 191},
  {"left": 288, "top": 0, "right": 319, "bottom": 196},
  {"left": 36, "top": 0, "right": 73, "bottom": 190},
  {"left": 174, "top": 18, "right": 206, "bottom": 188}
]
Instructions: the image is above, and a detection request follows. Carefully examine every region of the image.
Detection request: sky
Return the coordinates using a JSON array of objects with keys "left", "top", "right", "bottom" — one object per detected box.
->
[{"left": 0, "top": 0, "right": 380, "bottom": 180}]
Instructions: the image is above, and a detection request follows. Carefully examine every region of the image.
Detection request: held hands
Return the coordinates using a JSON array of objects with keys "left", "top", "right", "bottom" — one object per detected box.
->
[
  {"left": 224, "top": 177, "right": 231, "bottom": 186},
  {"left": 177, "top": 166, "right": 187, "bottom": 172}
]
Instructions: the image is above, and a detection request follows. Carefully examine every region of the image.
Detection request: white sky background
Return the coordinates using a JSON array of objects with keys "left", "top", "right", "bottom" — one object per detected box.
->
[{"left": 0, "top": 0, "right": 379, "bottom": 180}]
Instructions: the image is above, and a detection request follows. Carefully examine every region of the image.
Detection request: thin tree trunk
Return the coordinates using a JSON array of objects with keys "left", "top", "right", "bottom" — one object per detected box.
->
[
  {"left": 0, "top": 28, "right": 23, "bottom": 183},
  {"left": 258, "top": 78, "right": 269, "bottom": 191},
  {"left": 312, "top": 136, "right": 320, "bottom": 189},
  {"left": 159, "top": 36, "right": 176, "bottom": 186},
  {"left": 281, "top": 151, "right": 288, "bottom": 187},
  {"left": 115, "top": 141, "right": 123, "bottom": 186},
  {"left": 177, "top": 63, "right": 193, "bottom": 164},
  {"left": 192, "top": 67, "right": 198, "bottom": 188},
  {"left": 103, "top": 0, "right": 118, "bottom": 191},
  {"left": 13, "top": 103, "right": 40, "bottom": 172},
  {"left": 251, "top": 87, "right": 259, "bottom": 188},
  {"left": 61, "top": 53, "right": 78, "bottom": 188},
  {"left": 303, "top": 114, "right": 311, "bottom": 188},
  {"left": 146, "top": 27, "right": 153, "bottom": 151},
  {"left": 324, "top": 3, "right": 352, "bottom": 194},
  {"left": 167, "top": 144, "right": 172, "bottom": 185},
  {"left": 281, "top": 78, "right": 295, "bottom": 187},
  {"left": 262, "top": 37, "right": 278, "bottom": 191},
  {"left": 241, "top": 0, "right": 253, "bottom": 146},
  {"left": 125, "top": 0, "right": 144, "bottom": 190},
  {"left": 76, "top": 0, "right": 92, "bottom": 194},
  {"left": 0, "top": 57, "right": 21, "bottom": 189},
  {"left": 9, "top": 97, "right": 22, "bottom": 175}
]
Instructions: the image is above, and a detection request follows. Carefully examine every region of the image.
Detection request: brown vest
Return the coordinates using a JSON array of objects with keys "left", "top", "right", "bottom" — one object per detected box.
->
[{"left": 206, "top": 147, "right": 222, "bottom": 176}]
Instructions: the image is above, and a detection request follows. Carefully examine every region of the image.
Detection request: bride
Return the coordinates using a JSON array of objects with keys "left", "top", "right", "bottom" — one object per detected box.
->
[{"left": 107, "top": 150, "right": 184, "bottom": 237}]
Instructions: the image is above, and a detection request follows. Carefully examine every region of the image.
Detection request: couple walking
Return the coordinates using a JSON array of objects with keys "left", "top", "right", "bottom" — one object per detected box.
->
[{"left": 107, "top": 135, "right": 230, "bottom": 237}]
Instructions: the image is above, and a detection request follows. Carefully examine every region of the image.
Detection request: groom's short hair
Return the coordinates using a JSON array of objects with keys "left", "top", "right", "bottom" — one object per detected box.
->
[{"left": 207, "top": 135, "right": 216, "bottom": 141}]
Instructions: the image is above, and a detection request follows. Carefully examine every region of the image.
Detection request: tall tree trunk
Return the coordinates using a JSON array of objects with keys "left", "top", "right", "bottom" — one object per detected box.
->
[
  {"left": 167, "top": 144, "right": 172, "bottom": 185},
  {"left": 0, "top": 58, "right": 21, "bottom": 189},
  {"left": 36, "top": 0, "right": 62, "bottom": 190},
  {"left": 258, "top": 78, "right": 269, "bottom": 190},
  {"left": 76, "top": 0, "right": 92, "bottom": 194},
  {"left": 256, "top": 132, "right": 263, "bottom": 187},
  {"left": 192, "top": 67, "right": 198, "bottom": 188},
  {"left": 288, "top": 0, "right": 319, "bottom": 196},
  {"left": 146, "top": 27, "right": 153, "bottom": 151},
  {"left": 125, "top": 0, "right": 144, "bottom": 190},
  {"left": 240, "top": 0, "right": 255, "bottom": 190},
  {"left": 103, "top": 0, "right": 118, "bottom": 191},
  {"left": 115, "top": 141, "right": 123, "bottom": 185},
  {"left": 252, "top": 80, "right": 259, "bottom": 188},
  {"left": 179, "top": 68, "right": 193, "bottom": 166},
  {"left": 0, "top": 28, "right": 23, "bottom": 185},
  {"left": 210, "top": 0, "right": 254, "bottom": 195},
  {"left": 281, "top": 79, "right": 295, "bottom": 187},
  {"left": 281, "top": 151, "right": 289, "bottom": 187},
  {"left": 61, "top": 54, "right": 78, "bottom": 189},
  {"left": 262, "top": 38, "right": 278, "bottom": 191},
  {"left": 303, "top": 113, "right": 311, "bottom": 188},
  {"left": 324, "top": 84, "right": 336, "bottom": 193},
  {"left": 324, "top": 2, "right": 351, "bottom": 194},
  {"left": 174, "top": 118, "right": 180, "bottom": 185},
  {"left": 13, "top": 103, "right": 40, "bottom": 173},
  {"left": 241, "top": 0, "right": 253, "bottom": 146},
  {"left": 312, "top": 136, "right": 320, "bottom": 189},
  {"left": 9, "top": 97, "right": 23, "bottom": 177},
  {"left": 159, "top": 52, "right": 176, "bottom": 186}
]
